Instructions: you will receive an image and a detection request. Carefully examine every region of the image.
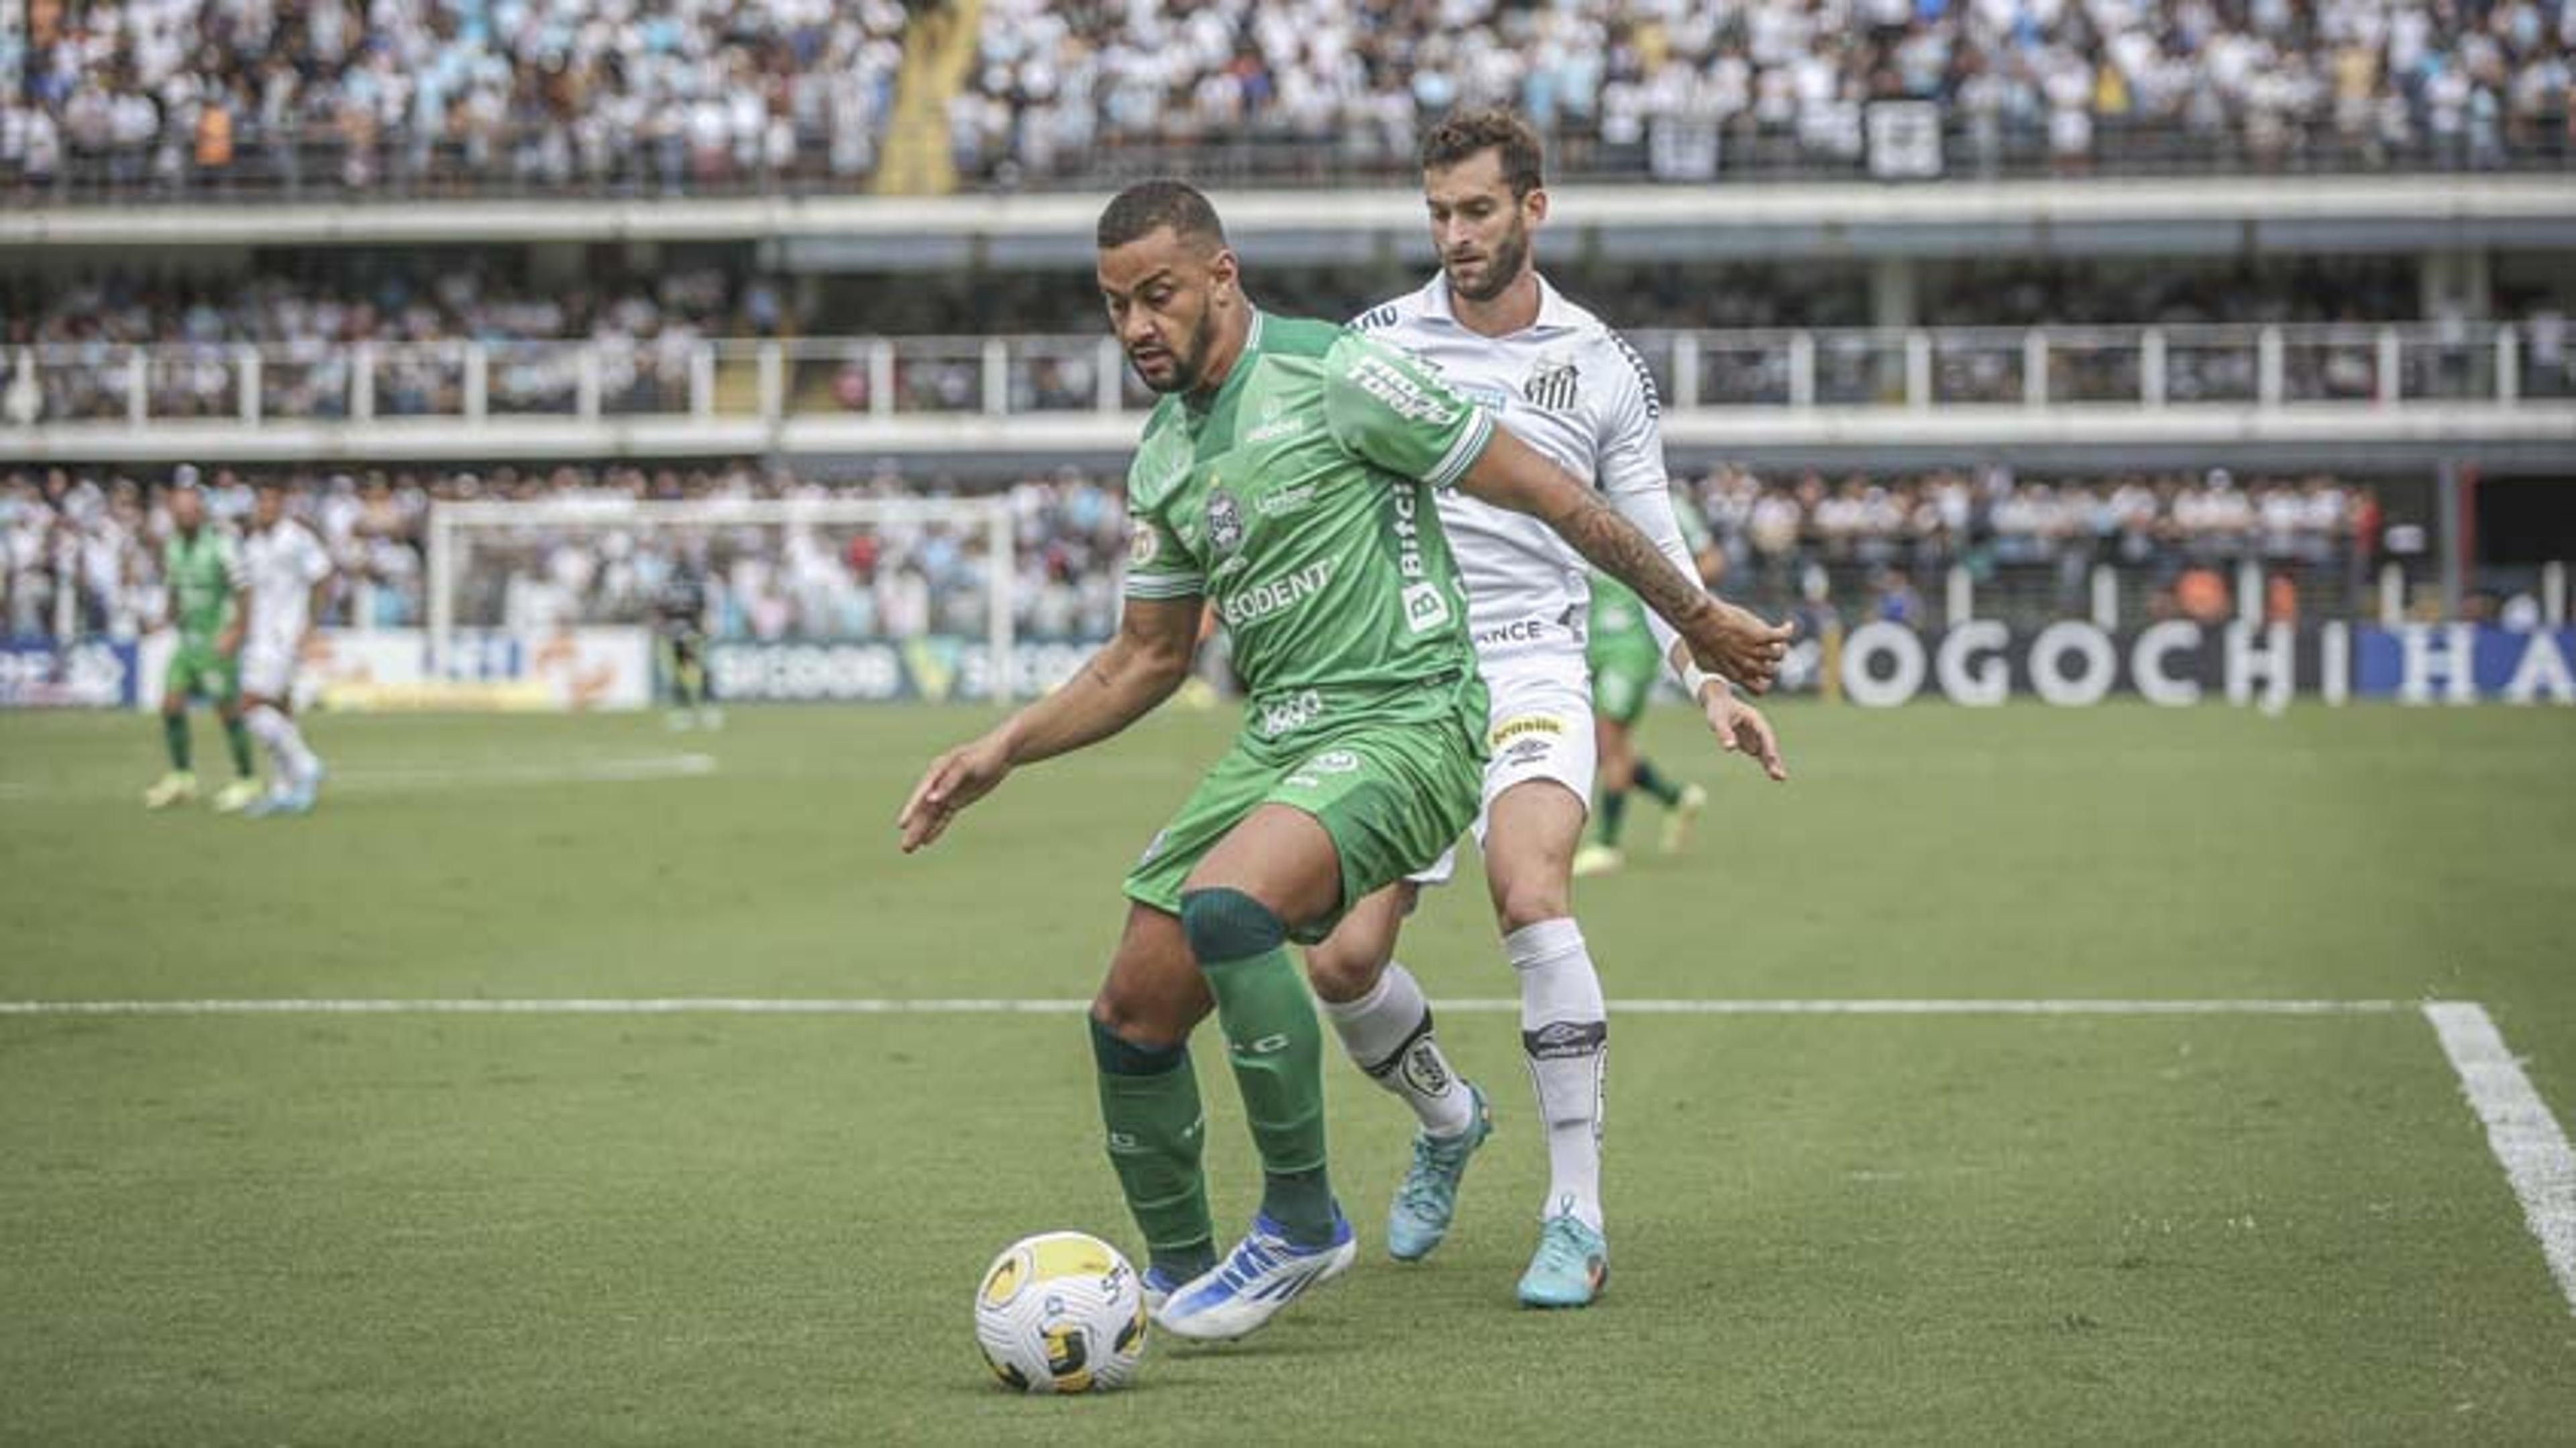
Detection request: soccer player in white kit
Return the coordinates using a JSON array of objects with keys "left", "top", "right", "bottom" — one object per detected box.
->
[
  {"left": 1305, "top": 109, "right": 1788, "bottom": 1308},
  {"left": 236, "top": 479, "right": 333, "bottom": 817}
]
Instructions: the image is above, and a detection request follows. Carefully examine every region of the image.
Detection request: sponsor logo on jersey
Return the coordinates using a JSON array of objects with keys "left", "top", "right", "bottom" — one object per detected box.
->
[
  {"left": 1254, "top": 482, "right": 1318, "bottom": 518},
  {"left": 1502, "top": 737, "right": 1554, "bottom": 767},
  {"left": 1448, "top": 380, "right": 1511, "bottom": 411},
  {"left": 1474, "top": 618, "right": 1552, "bottom": 648},
  {"left": 1522, "top": 356, "right": 1580, "bottom": 411},
  {"left": 1489, "top": 714, "right": 1566, "bottom": 747},
  {"left": 1347, "top": 354, "right": 1459, "bottom": 426},
  {"left": 1244, "top": 396, "right": 1312, "bottom": 444},
  {"left": 1205, "top": 484, "right": 1246, "bottom": 556},
  {"left": 1303, "top": 749, "right": 1360, "bottom": 774},
  {"left": 1403, "top": 581, "right": 1452, "bottom": 634},
  {"left": 1253, "top": 688, "right": 1326, "bottom": 739},
  {"left": 1219, "top": 559, "right": 1334, "bottom": 629}
]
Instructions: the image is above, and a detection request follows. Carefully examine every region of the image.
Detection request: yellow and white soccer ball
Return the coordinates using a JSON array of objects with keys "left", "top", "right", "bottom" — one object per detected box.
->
[{"left": 973, "top": 1231, "right": 1148, "bottom": 1394}]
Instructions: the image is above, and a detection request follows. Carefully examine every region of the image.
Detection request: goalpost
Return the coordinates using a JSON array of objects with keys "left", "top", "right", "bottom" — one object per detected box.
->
[{"left": 425, "top": 495, "right": 1020, "bottom": 703}]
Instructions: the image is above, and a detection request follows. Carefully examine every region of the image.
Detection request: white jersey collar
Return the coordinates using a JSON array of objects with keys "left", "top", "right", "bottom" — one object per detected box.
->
[{"left": 1419, "top": 271, "right": 1583, "bottom": 338}]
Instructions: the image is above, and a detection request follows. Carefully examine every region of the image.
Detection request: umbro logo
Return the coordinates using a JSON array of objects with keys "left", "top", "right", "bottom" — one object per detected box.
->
[{"left": 1524, "top": 1019, "right": 1607, "bottom": 1059}]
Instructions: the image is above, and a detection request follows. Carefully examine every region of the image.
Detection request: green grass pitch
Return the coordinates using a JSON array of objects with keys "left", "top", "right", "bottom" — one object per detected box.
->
[{"left": 3, "top": 701, "right": 2573, "bottom": 1444}]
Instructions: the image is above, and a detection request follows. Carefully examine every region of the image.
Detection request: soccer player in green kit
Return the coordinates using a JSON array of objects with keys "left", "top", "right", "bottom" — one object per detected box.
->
[
  {"left": 142, "top": 482, "right": 262, "bottom": 813},
  {"left": 1572, "top": 490, "right": 1727, "bottom": 876},
  {"left": 898, "top": 181, "right": 1788, "bottom": 1343}
]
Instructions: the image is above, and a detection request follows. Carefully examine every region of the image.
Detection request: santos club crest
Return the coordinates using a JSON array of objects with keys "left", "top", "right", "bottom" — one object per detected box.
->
[{"left": 1522, "top": 356, "right": 1579, "bottom": 411}]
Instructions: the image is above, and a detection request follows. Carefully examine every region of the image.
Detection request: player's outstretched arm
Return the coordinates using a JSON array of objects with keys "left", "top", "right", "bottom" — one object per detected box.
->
[
  {"left": 897, "top": 594, "right": 1201, "bottom": 853},
  {"left": 1456, "top": 429, "right": 1792, "bottom": 692}
]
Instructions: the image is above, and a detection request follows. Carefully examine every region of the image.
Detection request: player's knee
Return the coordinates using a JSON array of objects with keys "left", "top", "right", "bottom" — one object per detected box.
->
[
  {"left": 1178, "top": 886, "right": 1285, "bottom": 966},
  {"left": 1088, "top": 991, "right": 1190, "bottom": 1053},
  {"left": 1303, "top": 941, "right": 1385, "bottom": 1004},
  {"left": 1493, "top": 880, "right": 1571, "bottom": 935}
]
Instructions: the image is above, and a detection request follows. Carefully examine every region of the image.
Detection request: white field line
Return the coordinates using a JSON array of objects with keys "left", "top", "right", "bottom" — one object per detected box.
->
[
  {"left": 0, "top": 754, "right": 715, "bottom": 802},
  {"left": 2424, "top": 1002, "right": 2576, "bottom": 1316},
  {"left": 0, "top": 996, "right": 2408, "bottom": 1018}
]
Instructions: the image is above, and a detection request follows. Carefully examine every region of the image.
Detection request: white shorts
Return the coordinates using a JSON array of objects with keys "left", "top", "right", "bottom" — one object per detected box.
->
[
  {"left": 1409, "top": 651, "right": 1597, "bottom": 888},
  {"left": 239, "top": 634, "right": 299, "bottom": 701}
]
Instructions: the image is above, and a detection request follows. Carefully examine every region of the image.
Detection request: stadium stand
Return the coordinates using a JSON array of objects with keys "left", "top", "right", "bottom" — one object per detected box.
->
[
  {"left": 0, "top": 460, "right": 2394, "bottom": 646},
  {"left": 2, "top": 0, "right": 2567, "bottom": 200}
]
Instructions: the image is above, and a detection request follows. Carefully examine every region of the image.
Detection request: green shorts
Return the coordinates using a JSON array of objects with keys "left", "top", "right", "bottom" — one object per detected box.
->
[
  {"left": 1123, "top": 704, "right": 1485, "bottom": 945},
  {"left": 1589, "top": 647, "right": 1660, "bottom": 727},
  {"left": 166, "top": 641, "right": 239, "bottom": 707}
]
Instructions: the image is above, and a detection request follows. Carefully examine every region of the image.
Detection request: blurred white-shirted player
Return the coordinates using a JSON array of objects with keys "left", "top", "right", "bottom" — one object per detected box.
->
[
  {"left": 237, "top": 480, "right": 333, "bottom": 817},
  {"left": 1305, "top": 108, "right": 1788, "bottom": 1308}
]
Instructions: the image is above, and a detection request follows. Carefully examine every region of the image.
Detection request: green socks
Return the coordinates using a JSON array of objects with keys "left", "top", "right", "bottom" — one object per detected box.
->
[
  {"left": 1632, "top": 758, "right": 1682, "bottom": 807},
  {"left": 1089, "top": 1017, "right": 1214, "bottom": 1280},
  {"left": 162, "top": 713, "right": 191, "bottom": 770},
  {"left": 223, "top": 717, "right": 254, "bottom": 777},
  {"left": 1181, "top": 888, "right": 1337, "bottom": 1247},
  {"left": 1597, "top": 787, "right": 1629, "bottom": 848}
]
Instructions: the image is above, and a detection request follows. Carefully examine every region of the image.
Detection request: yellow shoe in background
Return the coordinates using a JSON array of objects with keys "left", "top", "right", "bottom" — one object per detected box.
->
[
  {"left": 1659, "top": 782, "right": 1709, "bottom": 855},
  {"left": 144, "top": 771, "right": 199, "bottom": 810},
  {"left": 1570, "top": 843, "right": 1623, "bottom": 878},
  {"left": 211, "top": 779, "right": 262, "bottom": 814}
]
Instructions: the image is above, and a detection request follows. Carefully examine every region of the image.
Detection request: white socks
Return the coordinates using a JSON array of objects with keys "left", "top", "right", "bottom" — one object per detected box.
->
[
  {"left": 1320, "top": 964, "right": 1477, "bottom": 1139},
  {"left": 244, "top": 704, "right": 318, "bottom": 788},
  {"left": 1509, "top": 917, "right": 1607, "bottom": 1233}
]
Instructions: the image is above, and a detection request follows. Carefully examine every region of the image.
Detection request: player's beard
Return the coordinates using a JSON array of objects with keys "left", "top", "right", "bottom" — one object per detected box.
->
[
  {"left": 1446, "top": 216, "right": 1532, "bottom": 305},
  {"left": 1132, "top": 308, "right": 1218, "bottom": 396}
]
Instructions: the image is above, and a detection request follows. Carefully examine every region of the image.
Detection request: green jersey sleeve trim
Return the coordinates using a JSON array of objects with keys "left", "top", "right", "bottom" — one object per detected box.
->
[{"left": 1419, "top": 405, "right": 1494, "bottom": 492}]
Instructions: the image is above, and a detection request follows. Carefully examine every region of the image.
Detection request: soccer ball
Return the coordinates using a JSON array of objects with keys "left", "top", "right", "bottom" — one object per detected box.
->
[{"left": 973, "top": 1231, "right": 1148, "bottom": 1394}]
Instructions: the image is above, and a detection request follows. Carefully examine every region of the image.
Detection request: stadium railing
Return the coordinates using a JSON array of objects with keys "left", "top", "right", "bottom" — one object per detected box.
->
[
  {"left": 9, "top": 323, "right": 2565, "bottom": 435},
  {"left": 7, "top": 111, "right": 2571, "bottom": 203}
]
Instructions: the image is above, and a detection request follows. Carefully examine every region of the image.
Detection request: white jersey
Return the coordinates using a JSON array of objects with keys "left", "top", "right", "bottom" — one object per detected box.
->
[
  {"left": 1352, "top": 273, "right": 1699, "bottom": 678},
  {"left": 240, "top": 519, "right": 331, "bottom": 642}
]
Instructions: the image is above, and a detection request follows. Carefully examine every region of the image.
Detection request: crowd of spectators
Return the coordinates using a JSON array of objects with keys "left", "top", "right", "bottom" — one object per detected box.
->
[
  {"left": 4, "top": 1, "right": 2566, "bottom": 201},
  {"left": 4, "top": 264, "right": 784, "bottom": 421},
  {"left": 1, "top": 462, "right": 1129, "bottom": 646},
  {"left": 0, "top": 0, "right": 910, "bottom": 198},
  {"left": 5, "top": 459, "right": 2398, "bottom": 649},
  {"left": 962, "top": 0, "right": 2576, "bottom": 186}
]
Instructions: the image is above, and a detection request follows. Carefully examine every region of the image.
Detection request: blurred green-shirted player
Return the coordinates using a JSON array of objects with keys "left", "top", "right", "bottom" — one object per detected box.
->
[
  {"left": 1575, "top": 487, "right": 1719, "bottom": 875},
  {"left": 144, "top": 485, "right": 262, "bottom": 813}
]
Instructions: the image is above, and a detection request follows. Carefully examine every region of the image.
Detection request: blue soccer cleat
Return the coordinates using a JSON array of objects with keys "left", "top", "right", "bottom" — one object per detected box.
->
[
  {"left": 1139, "top": 1262, "right": 1187, "bottom": 1313},
  {"left": 1517, "top": 1208, "right": 1609, "bottom": 1309},
  {"left": 1387, "top": 1082, "right": 1493, "bottom": 1262},
  {"left": 1154, "top": 1209, "right": 1357, "bottom": 1342}
]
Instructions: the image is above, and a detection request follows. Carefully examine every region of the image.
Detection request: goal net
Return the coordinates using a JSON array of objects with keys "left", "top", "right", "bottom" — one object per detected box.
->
[{"left": 424, "top": 495, "right": 1020, "bottom": 703}]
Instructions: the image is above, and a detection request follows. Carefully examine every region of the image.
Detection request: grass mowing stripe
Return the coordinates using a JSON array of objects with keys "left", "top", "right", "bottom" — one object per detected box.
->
[
  {"left": 2425, "top": 1001, "right": 2576, "bottom": 1316},
  {"left": 0, "top": 996, "right": 2412, "bottom": 1017}
]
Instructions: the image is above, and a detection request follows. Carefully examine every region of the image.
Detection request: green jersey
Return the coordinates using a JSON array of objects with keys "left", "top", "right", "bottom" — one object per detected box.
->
[
  {"left": 1122, "top": 312, "right": 1495, "bottom": 746},
  {"left": 164, "top": 528, "right": 242, "bottom": 648}
]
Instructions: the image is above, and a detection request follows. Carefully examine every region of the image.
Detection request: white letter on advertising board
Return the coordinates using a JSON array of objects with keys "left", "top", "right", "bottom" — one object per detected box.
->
[
  {"left": 2226, "top": 621, "right": 2296, "bottom": 711},
  {"left": 2502, "top": 631, "right": 2576, "bottom": 705},
  {"left": 1841, "top": 622, "right": 1926, "bottom": 708},
  {"left": 2030, "top": 621, "right": 2116, "bottom": 707},
  {"left": 1934, "top": 621, "right": 2010, "bottom": 707},
  {"left": 2131, "top": 620, "right": 2204, "bottom": 707},
  {"left": 2396, "top": 623, "right": 2477, "bottom": 705}
]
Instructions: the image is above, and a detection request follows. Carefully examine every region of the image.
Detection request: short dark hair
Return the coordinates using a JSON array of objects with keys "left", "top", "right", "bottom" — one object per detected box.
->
[
  {"left": 1096, "top": 180, "right": 1228, "bottom": 252},
  {"left": 1419, "top": 107, "right": 1546, "bottom": 197}
]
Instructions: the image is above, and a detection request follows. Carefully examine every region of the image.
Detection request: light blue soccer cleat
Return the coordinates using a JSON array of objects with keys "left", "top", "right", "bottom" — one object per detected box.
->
[
  {"left": 1387, "top": 1082, "right": 1493, "bottom": 1261},
  {"left": 1517, "top": 1208, "right": 1609, "bottom": 1309},
  {"left": 1154, "top": 1209, "right": 1357, "bottom": 1342}
]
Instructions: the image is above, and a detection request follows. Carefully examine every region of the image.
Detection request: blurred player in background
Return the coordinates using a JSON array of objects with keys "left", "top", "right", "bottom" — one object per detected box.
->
[
  {"left": 1310, "top": 109, "right": 1787, "bottom": 1310},
  {"left": 142, "top": 478, "right": 263, "bottom": 813},
  {"left": 1572, "top": 491, "right": 1730, "bottom": 878},
  {"left": 237, "top": 479, "right": 333, "bottom": 818},
  {"left": 657, "top": 559, "right": 721, "bottom": 730},
  {"left": 900, "top": 180, "right": 1788, "bottom": 1345}
]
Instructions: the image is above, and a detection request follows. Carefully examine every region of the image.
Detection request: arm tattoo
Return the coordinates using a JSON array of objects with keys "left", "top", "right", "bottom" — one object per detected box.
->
[{"left": 1557, "top": 493, "right": 1711, "bottom": 634}]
